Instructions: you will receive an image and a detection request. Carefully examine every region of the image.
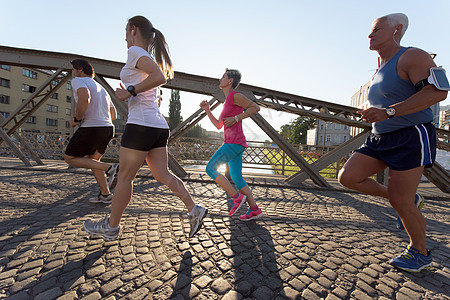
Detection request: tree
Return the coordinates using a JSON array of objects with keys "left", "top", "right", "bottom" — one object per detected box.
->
[
  {"left": 280, "top": 117, "right": 315, "bottom": 144},
  {"left": 168, "top": 89, "right": 183, "bottom": 130},
  {"left": 184, "top": 124, "right": 205, "bottom": 137}
]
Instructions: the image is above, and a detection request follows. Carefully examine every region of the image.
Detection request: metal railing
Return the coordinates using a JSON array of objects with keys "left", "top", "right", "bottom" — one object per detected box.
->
[{"left": 0, "top": 132, "right": 348, "bottom": 178}]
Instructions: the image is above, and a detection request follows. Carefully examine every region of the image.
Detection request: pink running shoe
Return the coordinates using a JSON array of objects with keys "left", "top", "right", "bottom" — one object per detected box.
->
[
  {"left": 228, "top": 193, "right": 246, "bottom": 216},
  {"left": 239, "top": 208, "right": 263, "bottom": 221}
]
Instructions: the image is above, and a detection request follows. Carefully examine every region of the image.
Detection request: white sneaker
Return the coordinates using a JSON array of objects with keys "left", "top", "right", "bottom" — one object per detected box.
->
[
  {"left": 89, "top": 193, "right": 113, "bottom": 204},
  {"left": 106, "top": 163, "right": 119, "bottom": 190},
  {"left": 84, "top": 215, "right": 120, "bottom": 241},
  {"left": 188, "top": 205, "right": 208, "bottom": 238}
]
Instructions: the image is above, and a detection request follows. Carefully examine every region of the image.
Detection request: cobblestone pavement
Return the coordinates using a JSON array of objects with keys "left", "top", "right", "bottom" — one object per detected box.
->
[{"left": 0, "top": 167, "right": 449, "bottom": 300}]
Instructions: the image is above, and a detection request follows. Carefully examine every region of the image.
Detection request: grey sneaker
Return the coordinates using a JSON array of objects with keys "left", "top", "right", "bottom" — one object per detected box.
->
[
  {"left": 84, "top": 215, "right": 120, "bottom": 241},
  {"left": 106, "top": 163, "right": 119, "bottom": 190},
  {"left": 188, "top": 205, "right": 208, "bottom": 238},
  {"left": 89, "top": 193, "right": 113, "bottom": 204}
]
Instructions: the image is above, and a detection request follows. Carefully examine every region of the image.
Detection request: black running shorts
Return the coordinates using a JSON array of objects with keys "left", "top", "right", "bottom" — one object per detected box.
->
[
  {"left": 120, "top": 123, "right": 170, "bottom": 151},
  {"left": 65, "top": 126, "right": 114, "bottom": 157}
]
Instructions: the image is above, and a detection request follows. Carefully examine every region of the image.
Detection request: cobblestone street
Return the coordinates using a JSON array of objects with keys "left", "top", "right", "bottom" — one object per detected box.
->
[{"left": 0, "top": 163, "right": 449, "bottom": 300}]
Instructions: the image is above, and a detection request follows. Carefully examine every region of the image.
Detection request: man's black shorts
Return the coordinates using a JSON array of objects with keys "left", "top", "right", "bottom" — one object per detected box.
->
[
  {"left": 65, "top": 126, "right": 114, "bottom": 157},
  {"left": 355, "top": 122, "right": 436, "bottom": 171}
]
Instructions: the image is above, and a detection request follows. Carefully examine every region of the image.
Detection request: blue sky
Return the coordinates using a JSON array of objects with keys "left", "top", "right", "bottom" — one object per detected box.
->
[{"left": 1, "top": 0, "right": 449, "bottom": 139}]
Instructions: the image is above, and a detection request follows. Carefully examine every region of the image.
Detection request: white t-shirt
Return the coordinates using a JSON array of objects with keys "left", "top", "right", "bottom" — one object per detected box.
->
[
  {"left": 119, "top": 46, "right": 168, "bottom": 129},
  {"left": 71, "top": 77, "right": 114, "bottom": 127}
]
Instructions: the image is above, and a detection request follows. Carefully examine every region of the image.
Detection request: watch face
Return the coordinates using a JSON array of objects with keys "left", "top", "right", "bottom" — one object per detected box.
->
[{"left": 386, "top": 108, "right": 395, "bottom": 116}]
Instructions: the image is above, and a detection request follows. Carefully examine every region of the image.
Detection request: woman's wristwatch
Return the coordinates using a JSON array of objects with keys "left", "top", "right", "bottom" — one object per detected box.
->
[
  {"left": 127, "top": 85, "right": 137, "bottom": 96},
  {"left": 234, "top": 115, "right": 240, "bottom": 122}
]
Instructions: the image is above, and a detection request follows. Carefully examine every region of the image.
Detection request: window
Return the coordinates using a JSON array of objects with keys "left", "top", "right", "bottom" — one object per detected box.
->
[
  {"left": 326, "top": 123, "right": 332, "bottom": 129},
  {"left": 67, "top": 82, "right": 72, "bottom": 90},
  {"left": 0, "top": 78, "right": 10, "bottom": 88},
  {"left": 46, "top": 118, "right": 58, "bottom": 126},
  {"left": 66, "top": 96, "right": 72, "bottom": 103},
  {"left": 65, "top": 121, "right": 71, "bottom": 128},
  {"left": 335, "top": 124, "right": 340, "bottom": 129},
  {"left": 22, "top": 68, "right": 37, "bottom": 79},
  {"left": 22, "top": 84, "right": 36, "bottom": 93},
  {"left": 343, "top": 135, "right": 347, "bottom": 142},
  {"left": 319, "top": 135, "right": 323, "bottom": 142},
  {"left": 65, "top": 108, "right": 71, "bottom": 115},
  {"left": 326, "top": 135, "right": 331, "bottom": 142},
  {"left": 51, "top": 92, "right": 58, "bottom": 99},
  {"left": 52, "top": 80, "right": 59, "bottom": 86},
  {"left": 1, "top": 65, "right": 10, "bottom": 71},
  {"left": 26, "top": 116, "right": 36, "bottom": 124},
  {"left": 46, "top": 104, "right": 58, "bottom": 113},
  {"left": 0, "top": 111, "right": 9, "bottom": 118},
  {"left": 334, "top": 135, "right": 340, "bottom": 144},
  {"left": 0, "top": 95, "right": 10, "bottom": 104}
]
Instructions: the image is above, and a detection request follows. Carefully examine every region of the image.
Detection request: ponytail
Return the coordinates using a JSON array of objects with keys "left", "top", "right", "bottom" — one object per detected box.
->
[
  {"left": 151, "top": 29, "right": 174, "bottom": 79},
  {"left": 128, "top": 16, "right": 174, "bottom": 79}
]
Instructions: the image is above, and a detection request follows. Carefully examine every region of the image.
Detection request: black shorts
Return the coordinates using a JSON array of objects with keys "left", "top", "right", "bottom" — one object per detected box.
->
[
  {"left": 121, "top": 123, "right": 170, "bottom": 151},
  {"left": 65, "top": 126, "right": 114, "bottom": 157},
  {"left": 355, "top": 122, "right": 436, "bottom": 171}
]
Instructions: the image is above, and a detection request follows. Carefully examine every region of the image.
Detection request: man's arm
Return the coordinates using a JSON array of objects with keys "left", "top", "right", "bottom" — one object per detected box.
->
[
  {"left": 74, "top": 87, "right": 90, "bottom": 120},
  {"left": 392, "top": 48, "right": 448, "bottom": 116},
  {"left": 358, "top": 48, "right": 447, "bottom": 123},
  {"left": 110, "top": 105, "right": 117, "bottom": 121}
]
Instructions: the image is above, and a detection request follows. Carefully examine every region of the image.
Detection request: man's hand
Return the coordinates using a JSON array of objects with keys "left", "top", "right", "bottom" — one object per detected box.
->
[
  {"left": 357, "top": 107, "right": 388, "bottom": 123},
  {"left": 69, "top": 115, "right": 79, "bottom": 128}
]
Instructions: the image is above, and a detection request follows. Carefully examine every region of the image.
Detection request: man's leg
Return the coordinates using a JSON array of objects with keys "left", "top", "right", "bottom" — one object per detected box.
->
[
  {"left": 338, "top": 152, "right": 388, "bottom": 197},
  {"left": 388, "top": 166, "right": 427, "bottom": 254},
  {"left": 64, "top": 153, "right": 110, "bottom": 172},
  {"left": 87, "top": 151, "right": 110, "bottom": 195}
]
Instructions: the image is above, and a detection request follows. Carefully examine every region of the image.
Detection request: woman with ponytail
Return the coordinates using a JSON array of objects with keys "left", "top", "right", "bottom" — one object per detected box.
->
[{"left": 84, "top": 16, "right": 207, "bottom": 241}]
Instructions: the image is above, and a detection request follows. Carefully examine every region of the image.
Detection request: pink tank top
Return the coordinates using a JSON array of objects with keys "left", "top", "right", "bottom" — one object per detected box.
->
[{"left": 220, "top": 91, "right": 248, "bottom": 147}]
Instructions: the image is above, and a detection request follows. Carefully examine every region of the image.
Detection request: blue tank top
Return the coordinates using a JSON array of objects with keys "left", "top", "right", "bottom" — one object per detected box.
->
[{"left": 368, "top": 47, "right": 432, "bottom": 134}]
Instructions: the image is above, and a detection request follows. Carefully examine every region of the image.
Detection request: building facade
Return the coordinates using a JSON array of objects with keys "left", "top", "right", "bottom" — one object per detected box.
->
[
  {"left": 0, "top": 65, "right": 126, "bottom": 135},
  {"left": 306, "top": 119, "right": 350, "bottom": 147},
  {"left": 440, "top": 109, "right": 450, "bottom": 130}
]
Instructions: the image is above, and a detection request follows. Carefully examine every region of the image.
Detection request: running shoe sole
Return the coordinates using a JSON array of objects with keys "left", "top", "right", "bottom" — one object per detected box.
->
[
  {"left": 240, "top": 212, "right": 264, "bottom": 222},
  {"left": 190, "top": 208, "right": 208, "bottom": 238},
  {"left": 229, "top": 195, "right": 247, "bottom": 216}
]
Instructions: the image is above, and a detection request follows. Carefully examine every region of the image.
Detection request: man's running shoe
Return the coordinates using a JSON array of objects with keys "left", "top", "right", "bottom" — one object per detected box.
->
[
  {"left": 188, "top": 205, "right": 208, "bottom": 238},
  {"left": 84, "top": 215, "right": 120, "bottom": 241},
  {"left": 239, "top": 208, "right": 263, "bottom": 221},
  {"left": 229, "top": 193, "right": 246, "bottom": 216},
  {"left": 396, "top": 193, "right": 425, "bottom": 230},
  {"left": 106, "top": 163, "right": 119, "bottom": 190},
  {"left": 389, "top": 245, "right": 432, "bottom": 272},
  {"left": 89, "top": 193, "right": 113, "bottom": 204}
]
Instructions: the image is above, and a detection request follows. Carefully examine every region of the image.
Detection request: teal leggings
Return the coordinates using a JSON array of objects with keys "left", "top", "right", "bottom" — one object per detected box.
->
[{"left": 206, "top": 143, "right": 247, "bottom": 190}]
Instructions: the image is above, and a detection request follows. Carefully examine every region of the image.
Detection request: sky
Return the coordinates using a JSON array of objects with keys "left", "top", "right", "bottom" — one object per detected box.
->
[{"left": 1, "top": 0, "right": 449, "bottom": 140}]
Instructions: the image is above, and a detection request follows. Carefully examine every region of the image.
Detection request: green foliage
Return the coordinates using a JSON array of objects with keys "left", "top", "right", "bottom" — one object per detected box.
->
[
  {"left": 184, "top": 124, "right": 205, "bottom": 137},
  {"left": 279, "top": 117, "right": 315, "bottom": 144},
  {"left": 168, "top": 89, "right": 183, "bottom": 130}
]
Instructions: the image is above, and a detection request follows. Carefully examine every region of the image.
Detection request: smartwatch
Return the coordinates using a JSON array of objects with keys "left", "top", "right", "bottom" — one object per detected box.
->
[
  {"left": 127, "top": 85, "right": 137, "bottom": 96},
  {"left": 385, "top": 108, "right": 396, "bottom": 119},
  {"left": 73, "top": 117, "right": 81, "bottom": 123}
]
